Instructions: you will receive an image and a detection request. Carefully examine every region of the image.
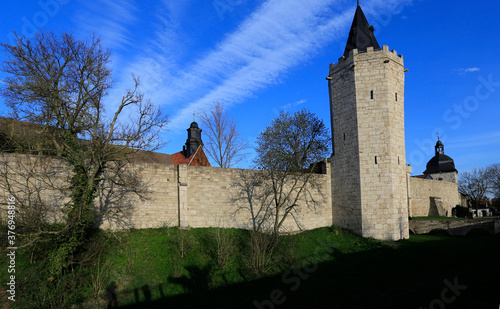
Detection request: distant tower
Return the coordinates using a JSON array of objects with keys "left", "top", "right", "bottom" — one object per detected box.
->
[
  {"left": 327, "top": 3, "right": 409, "bottom": 240},
  {"left": 184, "top": 121, "right": 203, "bottom": 158},
  {"left": 423, "top": 138, "right": 458, "bottom": 183}
]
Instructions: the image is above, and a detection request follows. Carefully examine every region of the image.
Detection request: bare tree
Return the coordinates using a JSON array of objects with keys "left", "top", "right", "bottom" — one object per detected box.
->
[
  {"left": 198, "top": 101, "right": 248, "bottom": 168},
  {"left": 229, "top": 109, "right": 330, "bottom": 275},
  {"left": 487, "top": 163, "right": 500, "bottom": 198},
  {"left": 254, "top": 109, "right": 331, "bottom": 236},
  {"left": 0, "top": 154, "right": 70, "bottom": 234},
  {"left": 231, "top": 170, "right": 274, "bottom": 232},
  {"left": 459, "top": 168, "right": 491, "bottom": 215},
  {"left": 95, "top": 160, "right": 152, "bottom": 230},
  {"left": 0, "top": 31, "right": 168, "bottom": 275}
]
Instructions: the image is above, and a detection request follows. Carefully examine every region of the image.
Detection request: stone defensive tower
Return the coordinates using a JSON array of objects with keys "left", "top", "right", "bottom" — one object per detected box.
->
[{"left": 327, "top": 3, "right": 409, "bottom": 240}]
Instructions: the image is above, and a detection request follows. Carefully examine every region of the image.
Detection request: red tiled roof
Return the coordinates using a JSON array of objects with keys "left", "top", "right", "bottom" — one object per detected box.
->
[
  {"left": 171, "top": 151, "right": 190, "bottom": 165},
  {"left": 171, "top": 146, "right": 211, "bottom": 167},
  {"left": 414, "top": 175, "right": 428, "bottom": 179}
]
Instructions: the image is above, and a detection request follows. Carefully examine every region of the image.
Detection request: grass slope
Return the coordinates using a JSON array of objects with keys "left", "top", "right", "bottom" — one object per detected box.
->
[
  {"left": 105, "top": 227, "right": 500, "bottom": 308},
  {"left": 2, "top": 226, "right": 500, "bottom": 308}
]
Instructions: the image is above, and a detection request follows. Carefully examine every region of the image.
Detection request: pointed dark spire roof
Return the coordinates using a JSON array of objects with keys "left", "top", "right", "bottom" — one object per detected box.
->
[{"left": 343, "top": 3, "right": 381, "bottom": 58}]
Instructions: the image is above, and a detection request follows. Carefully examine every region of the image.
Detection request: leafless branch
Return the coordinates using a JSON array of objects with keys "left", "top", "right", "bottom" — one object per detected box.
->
[{"left": 198, "top": 101, "right": 248, "bottom": 168}]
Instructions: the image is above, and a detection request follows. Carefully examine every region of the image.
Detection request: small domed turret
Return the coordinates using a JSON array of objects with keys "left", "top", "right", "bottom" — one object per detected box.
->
[
  {"left": 423, "top": 138, "right": 458, "bottom": 182},
  {"left": 424, "top": 138, "right": 456, "bottom": 174},
  {"left": 185, "top": 121, "right": 203, "bottom": 158}
]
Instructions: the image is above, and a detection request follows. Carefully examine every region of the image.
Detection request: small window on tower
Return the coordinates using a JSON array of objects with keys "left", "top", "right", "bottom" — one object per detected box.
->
[
  {"left": 370, "top": 91, "right": 374, "bottom": 100},
  {"left": 395, "top": 93, "right": 398, "bottom": 101},
  {"left": 343, "top": 133, "right": 346, "bottom": 141},
  {"left": 398, "top": 157, "right": 400, "bottom": 165},
  {"left": 375, "top": 156, "right": 378, "bottom": 164}
]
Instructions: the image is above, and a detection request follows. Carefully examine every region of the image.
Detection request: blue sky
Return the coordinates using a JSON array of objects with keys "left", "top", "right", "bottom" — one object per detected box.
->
[{"left": 1, "top": 0, "right": 499, "bottom": 175}]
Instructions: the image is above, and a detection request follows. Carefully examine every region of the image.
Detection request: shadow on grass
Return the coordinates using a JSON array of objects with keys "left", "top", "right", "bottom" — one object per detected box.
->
[{"left": 117, "top": 235, "right": 500, "bottom": 309}]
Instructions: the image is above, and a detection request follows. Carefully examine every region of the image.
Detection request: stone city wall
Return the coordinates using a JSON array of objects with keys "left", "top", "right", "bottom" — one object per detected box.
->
[
  {"left": 0, "top": 153, "right": 333, "bottom": 233},
  {"left": 0, "top": 153, "right": 71, "bottom": 226},
  {"left": 0, "top": 153, "right": 462, "bottom": 236},
  {"left": 409, "top": 219, "right": 500, "bottom": 236},
  {"left": 408, "top": 177, "right": 460, "bottom": 217}
]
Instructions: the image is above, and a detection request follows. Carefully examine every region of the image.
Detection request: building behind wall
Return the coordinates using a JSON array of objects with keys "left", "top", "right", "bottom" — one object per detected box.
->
[
  {"left": 171, "top": 121, "right": 211, "bottom": 167},
  {"left": 422, "top": 138, "right": 458, "bottom": 183},
  {"left": 408, "top": 138, "right": 460, "bottom": 217}
]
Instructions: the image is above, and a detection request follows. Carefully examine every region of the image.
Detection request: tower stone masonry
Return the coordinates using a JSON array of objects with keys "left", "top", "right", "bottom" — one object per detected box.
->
[{"left": 328, "top": 4, "right": 409, "bottom": 240}]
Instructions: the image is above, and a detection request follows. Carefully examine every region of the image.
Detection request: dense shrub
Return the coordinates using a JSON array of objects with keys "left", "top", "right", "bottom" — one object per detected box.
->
[{"left": 454, "top": 205, "right": 472, "bottom": 218}]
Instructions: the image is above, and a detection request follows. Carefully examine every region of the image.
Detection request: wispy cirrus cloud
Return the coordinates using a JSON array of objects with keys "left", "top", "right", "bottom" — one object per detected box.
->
[
  {"left": 456, "top": 67, "right": 481, "bottom": 75},
  {"left": 448, "top": 132, "right": 500, "bottom": 172},
  {"left": 447, "top": 131, "right": 500, "bottom": 149},
  {"left": 110, "top": 0, "right": 412, "bottom": 130},
  {"left": 272, "top": 99, "right": 307, "bottom": 116},
  {"left": 75, "top": 0, "right": 138, "bottom": 50},
  {"left": 281, "top": 99, "right": 307, "bottom": 111},
  {"left": 158, "top": 0, "right": 351, "bottom": 129}
]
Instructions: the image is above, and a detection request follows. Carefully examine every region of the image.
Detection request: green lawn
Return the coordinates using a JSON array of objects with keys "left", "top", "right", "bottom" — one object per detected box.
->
[
  {"left": 412, "top": 216, "right": 469, "bottom": 220},
  {"left": 412, "top": 216, "right": 499, "bottom": 221},
  {"left": 3, "top": 226, "right": 500, "bottom": 308},
  {"left": 105, "top": 227, "right": 500, "bottom": 309}
]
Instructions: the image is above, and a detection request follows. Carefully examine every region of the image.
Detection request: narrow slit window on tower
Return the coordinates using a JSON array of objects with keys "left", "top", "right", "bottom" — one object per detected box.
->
[
  {"left": 398, "top": 156, "right": 400, "bottom": 165},
  {"left": 343, "top": 133, "right": 346, "bottom": 141},
  {"left": 370, "top": 90, "right": 374, "bottom": 100},
  {"left": 395, "top": 93, "right": 398, "bottom": 101},
  {"left": 375, "top": 156, "right": 378, "bottom": 164}
]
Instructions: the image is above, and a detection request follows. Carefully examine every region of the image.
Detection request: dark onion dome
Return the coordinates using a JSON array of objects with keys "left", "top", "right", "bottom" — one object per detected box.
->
[
  {"left": 423, "top": 139, "right": 457, "bottom": 174},
  {"left": 190, "top": 121, "right": 199, "bottom": 129},
  {"left": 424, "top": 154, "right": 457, "bottom": 174}
]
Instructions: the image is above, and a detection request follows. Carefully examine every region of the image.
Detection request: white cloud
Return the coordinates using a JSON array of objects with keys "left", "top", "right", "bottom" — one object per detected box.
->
[
  {"left": 75, "top": 0, "right": 138, "bottom": 50},
  {"left": 446, "top": 131, "right": 500, "bottom": 150},
  {"left": 281, "top": 99, "right": 307, "bottom": 111},
  {"left": 457, "top": 67, "right": 481, "bottom": 75},
  {"left": 107, "top": 0, "right": 413, "bottom": 131},
  {"left": 163, "top": 0, "right": 349, "bottom": 129},
  {"left": 465, "top": 67, "right": 480, "bottom": 72},
  {"left": 165, "top": 0, "right": 412, "bottom": 130},
  {"left": 271, "top": 99, "right": 307, "bottom": 116}
]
